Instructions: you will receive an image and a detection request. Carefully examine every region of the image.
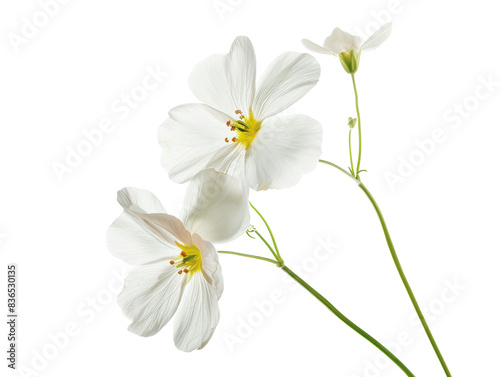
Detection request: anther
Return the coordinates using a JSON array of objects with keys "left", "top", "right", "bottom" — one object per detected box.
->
[
  {"left": 225, "top": 138, "right": 229, "bottom": 143},
  {"left": 232, "top": 137, "right": 236, "bottom": 142},
  {"left": 226, "top": 121, "right": 231, "bottom": 127},
  {"left": 235, "top": 110, "right": 242, "bottom": 114},
  {"left": 239, "top": 115, "right": 245, "bottom": 120},
  {"left": 230, "top": 126, "right": 236, "bottom": 131},
  {"left": 169, "top": 260, "right": 175, "bottom": 265},
  {"left": 177, "top": 270, "right": 183, "bottom": 275},
  {"left": 180, "top": 251, "right": 187, "bottom": 257},
  {"left": 183, "top": 268, "right": 189, "bottom": 274}
]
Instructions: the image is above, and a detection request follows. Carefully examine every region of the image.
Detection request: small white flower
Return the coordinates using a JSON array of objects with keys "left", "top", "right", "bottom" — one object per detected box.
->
[
  {"left": 159, "top": 36, "right": 323, "bottom": 191},
  {"left": 302, "top": 23, "right": 392, "bottom": 73},
  {"left": 107, "top": 169, "right": 249, "bottom": 352}
]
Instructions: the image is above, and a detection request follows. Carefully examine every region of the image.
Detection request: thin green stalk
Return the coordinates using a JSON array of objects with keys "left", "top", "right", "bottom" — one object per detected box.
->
[
  {"left": 249, "top": 202, "right": 283, "bottom": 262},
  {"left": 219, "top": 246, "right": 415, "bottom": 375},
  {"left": 254, "top": 230, "right": 281, "bottom": 263},
  {"left": 349, "top": 128, "right": 355, "bottom": 175},
  {"left": 282, "top": 266, "right": 415, "bottom": 377},
  {"left": 319, "top": 159, "right": 452, "bottom": 376},
  {"left": 217, "top": 251, "right": 280, "bottom": 266},
  {"left": 319, "top": 159, "right": 360, "bottom": 183},
  {"left": 357, "top": 183, "right": 452, "bottom": 377},
  {"left": 351, "top": 74, "right": 362, "bottom": 177}
]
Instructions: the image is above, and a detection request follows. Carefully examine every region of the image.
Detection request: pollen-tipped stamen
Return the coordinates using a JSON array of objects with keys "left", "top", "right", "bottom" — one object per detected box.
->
[{"left": 171, "top": 242, "right": 203, "bottom": 276}]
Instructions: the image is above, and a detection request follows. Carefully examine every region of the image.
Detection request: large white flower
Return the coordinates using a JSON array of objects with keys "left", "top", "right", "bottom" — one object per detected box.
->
[
  {"left": 159, "top": 36, "right": 323, "bottom": 191},
  {"left": 302, "top": 23, "right": 392, "bottom": 73},
  {"left": 107, "top": 169, "right": 249, "bottom": 352}
]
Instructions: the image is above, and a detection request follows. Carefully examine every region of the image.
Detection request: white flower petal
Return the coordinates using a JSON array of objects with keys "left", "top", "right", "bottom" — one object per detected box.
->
[
  {"left": 226, "top": 36, "right": 256, "bottom": 113},
  {"left": 193, "top": 235, "right": 224, "bottom": 299},
  {"left": 302, "top": 38, "right": 333, "bottom": 55},
  {"left": 117, "top": 187, "right": 166, "bottom": 214},
  {"left": 253, "top": 52, "right": 320, "bottom": 120},
  {"left": 173, "top": 273, "right": 220, "bottom": 352},
  {"left": 188, "top": 53, "right": 235, "bottom": 116},
  {"left": 158, "top": 103, "right": 231, "bottom": 184},
  {"left": 324, "top": 28, "right": 362, "bottom": 54},
  {"left": 108, "top": 188, "right": 188, "bottom": 265},
  {"left": 205, "top": 142, "right": 247, "bottom": 186},
  {"left": 245, "top": 114, "right": 322, "bottom": 190},
  {"left": 134, "top": 213, "right": 193, "bottom": 246},
  {"left": 181, "top": 169, "right": 250, "bottom": 244},
  {"left": 361, "top": 23, "right": 392, "bottom": 51},
  {"left": 119, "top": 261, "right": 187, "bottom": 337},
  {"left": 107, "top": 211, "right": 179, "bottom": 265}
]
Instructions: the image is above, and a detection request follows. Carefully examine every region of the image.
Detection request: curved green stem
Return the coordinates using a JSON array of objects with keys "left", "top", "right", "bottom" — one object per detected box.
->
[
  {"left": 319, "top": 159, "right": 360, "bottom": 183},
  {"left": 217, "top": 251, "right": 280, "bottom": 266},
  {"left": 282, "top": 266, "right": 415, "bottom": 377},
  {"left": 249, "top": 202, "right": 283, "bottom": 262},
  {"left": 320, "top": 159, "right": 452, "bottom": 377},
  {"left": 357, "top": 183, "right": 452, "bottom": 376},
  {"left": 351, "top": 74, "right": 362, "bottom": 178}
]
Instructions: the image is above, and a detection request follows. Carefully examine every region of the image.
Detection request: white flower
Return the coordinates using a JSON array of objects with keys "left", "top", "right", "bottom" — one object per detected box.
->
[
  {"left": 159, "top": 36, "right": 323, "bottom": 191},
  {"left": 302, "top": 23, "right": 392, "bottom": 73},
  {"left": 107, "top": 169, "right": 249, "bottom": 352}
]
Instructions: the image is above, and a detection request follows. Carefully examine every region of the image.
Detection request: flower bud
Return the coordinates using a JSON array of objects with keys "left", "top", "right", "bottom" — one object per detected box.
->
[
  {"left": 348, "top": 117, "right": 357, "bottom": 129},
  {"left": 339, "top": 49, "right": 361, "bottom": 74}
]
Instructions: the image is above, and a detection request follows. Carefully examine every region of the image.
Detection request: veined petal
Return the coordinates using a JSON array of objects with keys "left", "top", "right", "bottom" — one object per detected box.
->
[
  {"left": 133, "top": 213, "right": 193, "bottom": 247},
  {"left": 253, "top": 52, "right": 320, "bottom": 120},
  {"left": 193, "top": 234, "right": 224, "bottom": 299},
  {"left": 245, "top": 114, "right": 322, "bottom": 190},
  {"left": 188, "top": 54, "right": 235, "bottom": 116},
  {"left": 117, "top": 187, "right": 166, "bottom": 214},
  {"left": 117, "top": 188, "right": 192, "bottom": 246},
  {"left": 206, "top": 142, "right": 247, "bottom": 185},
  {"left": 302, "top": 39, "right": 333, "bottom": 55},
  {"left": 226, "top": 36, "right": 256, "bottom": 113},
  {"left": 173, "top": 273, "right": 220, "bottom": 352},
  {"left": 158, "top": 103, "right": 231, "bottom": 184},
  {"left": 324, "top": 28, "right": 362, "bottom": 54},
  {"left": 108, "top": 188, "right": 186, "bottom": 265},
  {"left": 361, "top": 23, "right": 392, "bottom": 51},
  {"left": 107, "top": 211, "right": 179, "bottom": 265},
  {"left": 118, "top": 261, "right": 187, "bottom": 337},
  {"left": 181, "top": 169, "right": 250, "bottom": 244}
]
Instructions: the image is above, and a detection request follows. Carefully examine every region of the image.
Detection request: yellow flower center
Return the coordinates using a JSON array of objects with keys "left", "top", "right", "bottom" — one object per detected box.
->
[
  {"left": 170, "top": 242, "right": 202, "bottom": 276},
  {"left": 224, "top": 109, "right": 261, "bottom": 150}
]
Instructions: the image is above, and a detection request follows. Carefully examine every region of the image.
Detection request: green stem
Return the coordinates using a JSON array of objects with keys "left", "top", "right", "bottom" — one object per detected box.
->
[
  {"left": 217, "top": 251, "right": 280, "bottom": 266},
  {"left": 357, "top": 183, "right": 452, "bottom": 377},
  {"left": 254, "top": 230, "right": 281, "bottom": 263},
  {"left": 249, "top": 202, "right": 283, "bottom": 262},
  {"left": 319, "top": 159, "right": 360, "bottom": 183},
  {"left": 319, "top": 159, "right": 452, "bottom": 377},
  {"left": 282, "top": 266, "right": 415, "bottom": 377},
  {"left": 351, "top": 74, "right": 362, "bottom": 178},
  {"left": 349, "top": 128, "right": 355, "bottom": 176}
]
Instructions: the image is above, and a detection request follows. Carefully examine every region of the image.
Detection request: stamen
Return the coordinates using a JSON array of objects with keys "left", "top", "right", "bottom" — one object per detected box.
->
[
  {"left": 239, "top": 115, "right": 245, "bottom": 120},
  {"left": 172, "top": 242, "right": 203, "bottom": 276},
  {"left": 235, "top": 110, "right": 242, "bottom": 114},
  {"left": 226, "top": 121, "right": 231, "bottom": 127},
  {"left": 232, "top": 137, "right": 236, "bottom": 142},
  {"left": 225, "top": 137, "right": 229, "bottom": 143},
  {"left": 230, "top": 126, "right": 236, "bottom": 131}
]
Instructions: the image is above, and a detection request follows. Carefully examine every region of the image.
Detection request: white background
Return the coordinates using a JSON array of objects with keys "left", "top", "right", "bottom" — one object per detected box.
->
[{"left": 1, "top": 0, "right": 499, "bottom": 376}]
